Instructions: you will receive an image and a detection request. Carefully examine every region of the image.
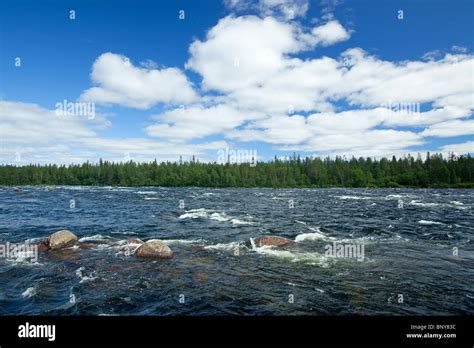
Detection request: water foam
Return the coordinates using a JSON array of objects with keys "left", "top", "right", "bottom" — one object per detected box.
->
[
  {"left": 337, "top": 195, "right": 371, "bottom": 200},
  {"left": 252, "top": 246, "right": 331, "bottom": 267},
  {"left": 204, "top": 241, "right": 245, "bottom": 252},
  {"left": 162, "top": 239, "right": 203, "bottom": 245},
  {"left": 178, "top": 208, "right": 209, "bottom": 220},
  {"left": 294, "top": 221, "right": 334, "bottom": 242},
  {"left": 338, "top": 234, "right": 409, "bottom": 244},
  {"left": 110, "top": 231, "right": 138, "bottom": 236},
  {"left": 179, "top": 208, "right": 252, "bottom": 225},
  {"left": 418, "top": 220, "right": 444, "bottom": 225},
  {"left": 230, "top": 218, "right": 253, "bottom": 225},
  {"left": 78, "top": 234, "right": 113, "bottom": 242},
  {"left": 295, "top": 220, "right": 323, "bottom": 231},
  {"left": 385, "top": 194, "right": 404, "bottom": 199},
  {"left": 409, "top": 200, "right": 439, "bottom": 207},
  {"left": 22, "top": 286, "right": 37, "bottom": 298},
  {"left": 249, "top": 237, "right": 330, "bottom": 266},
  {"left": 209, "top": 212, "right": 229, "bottom": 222},
  {"left": 295, "top": 231, "right": 331, "bottom": 242}
]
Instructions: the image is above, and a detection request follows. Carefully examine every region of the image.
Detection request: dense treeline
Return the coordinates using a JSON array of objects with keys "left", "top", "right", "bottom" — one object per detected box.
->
[{"left": 0, "top": 153, "right": 473, "bottom": 188}]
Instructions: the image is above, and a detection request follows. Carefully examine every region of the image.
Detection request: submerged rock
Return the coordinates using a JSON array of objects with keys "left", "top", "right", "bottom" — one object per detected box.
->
[
  {"left": 46, "top": 230, "right": 78, "bottom": 250},
  {"left": 135, "top": 239, "right": 173, "bottom": 259},
  {"left": 36, "top": 241, "right": 49, "bottom": 252},
  {"left": 48, "top": 248, "right": 79, "bottom": 261},
  {"left": 253, "top": 236, "right": 295, "bottom": 247},
  {"left": 192, "top": 271, "right": 209, "bottom": 284},
  {"left": 77, "top": 242, "right": 98, "bottom": 250}
]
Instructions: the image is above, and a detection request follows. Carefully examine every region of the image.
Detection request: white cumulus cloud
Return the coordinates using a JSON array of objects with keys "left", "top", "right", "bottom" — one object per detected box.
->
[{"left": 80, "top": 52, "right": 197, "bottom": 109}]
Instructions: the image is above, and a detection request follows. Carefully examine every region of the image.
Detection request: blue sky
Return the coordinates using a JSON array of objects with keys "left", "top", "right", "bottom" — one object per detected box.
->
[{"left": 0, "top": 0, "right": 473, "bottom": 164}]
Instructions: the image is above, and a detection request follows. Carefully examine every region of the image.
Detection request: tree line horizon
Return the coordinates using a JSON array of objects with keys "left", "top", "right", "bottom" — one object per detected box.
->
[{"left": 0, "top": 152, "right": 472, "bottom": 188}]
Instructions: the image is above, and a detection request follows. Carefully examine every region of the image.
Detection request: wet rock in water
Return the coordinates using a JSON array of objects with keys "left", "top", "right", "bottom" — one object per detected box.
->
[
  {"left": 13, "top": 187, "right": 22, "bottom": 192},
  {"left": 36, "top": 241, "right": 49, "bottom": 252},
  {"left": 46, "top": 230, "right": 78, "bottom": 250},
  {"left": 253, "top": 236, "right": 295, "bottom": 247},
  {"left": 135, "top": 239, "right": 173, "bottom": 259},
  {"left": 189, "top": 256, "right": 214, "bottom": 265},
  {"left": 48, "top": 248, "right": 79, "bottom": 261},
  {"left": 77, "top": 242, "right": 98, "bottom": 250}
]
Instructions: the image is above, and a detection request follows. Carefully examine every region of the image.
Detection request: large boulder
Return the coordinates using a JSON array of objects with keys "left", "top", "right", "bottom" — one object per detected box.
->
[
  {"left": 46, "top": 230, "right": 78, "bottom": 250},
  {"left": 135, "top": 239, "right": 173, "bottom": 259},
  {"left": 253, "top": 236, "right": 295, "bottom": 248}
]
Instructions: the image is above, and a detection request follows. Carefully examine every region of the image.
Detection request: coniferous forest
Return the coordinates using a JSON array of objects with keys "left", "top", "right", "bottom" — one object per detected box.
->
[{"left": 0, "top": 153, "right": 472, "bottom": 188}]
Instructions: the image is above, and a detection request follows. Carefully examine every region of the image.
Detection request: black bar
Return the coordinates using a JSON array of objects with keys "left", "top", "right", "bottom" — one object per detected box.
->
[{"left": 0, "top": 316, "right": 472, "bottom": 346}]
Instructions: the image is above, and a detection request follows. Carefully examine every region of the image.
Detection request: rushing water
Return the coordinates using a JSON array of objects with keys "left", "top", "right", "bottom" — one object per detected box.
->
[{"left": 0, "top": 186, "right": 473, "bottom": 315}]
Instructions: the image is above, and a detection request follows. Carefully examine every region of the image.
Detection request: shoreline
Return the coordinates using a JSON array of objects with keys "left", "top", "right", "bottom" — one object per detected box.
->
[{"left": 2, "top": 184, "right": 473, "bottom": 189}]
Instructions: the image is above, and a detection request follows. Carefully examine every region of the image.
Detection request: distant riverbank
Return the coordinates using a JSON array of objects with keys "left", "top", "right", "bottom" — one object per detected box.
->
[{"left": 1, "top": 153, "right": 473, "bottom": 188}]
